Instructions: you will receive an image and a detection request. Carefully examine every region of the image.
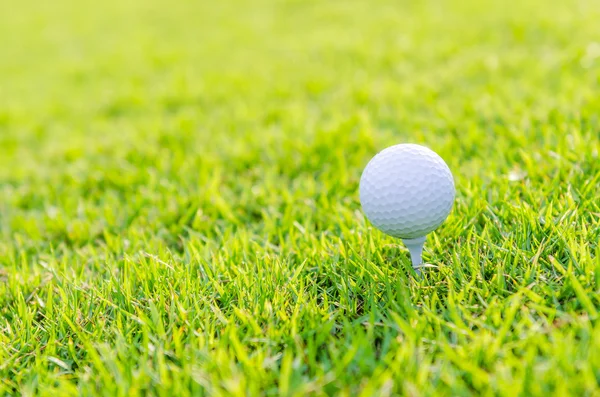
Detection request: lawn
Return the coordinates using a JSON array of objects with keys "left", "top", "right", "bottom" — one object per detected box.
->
[{"left": 1, "top": 0, "right": 600, "bottom": 395}]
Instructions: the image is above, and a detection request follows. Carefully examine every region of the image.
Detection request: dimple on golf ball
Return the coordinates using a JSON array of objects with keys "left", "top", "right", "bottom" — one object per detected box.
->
[{"left": 359, "top": 144, "right": 455, "bottom": 239}]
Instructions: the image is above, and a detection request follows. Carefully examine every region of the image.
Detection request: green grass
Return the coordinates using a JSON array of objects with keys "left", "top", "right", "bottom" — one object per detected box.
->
[{"left": 1, "top": 0, "right": 600, "bottom": 395}]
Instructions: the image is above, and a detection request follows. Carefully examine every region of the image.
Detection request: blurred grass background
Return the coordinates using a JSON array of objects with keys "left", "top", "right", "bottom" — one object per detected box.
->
[{"left": 1, "top": 0, "right": 600, "bottom": 395}]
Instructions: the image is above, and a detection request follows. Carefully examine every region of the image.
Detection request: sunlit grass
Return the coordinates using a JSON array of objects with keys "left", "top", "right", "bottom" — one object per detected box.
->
[{"left": 1, "top": 0, "right": 599, "bottom": 395}]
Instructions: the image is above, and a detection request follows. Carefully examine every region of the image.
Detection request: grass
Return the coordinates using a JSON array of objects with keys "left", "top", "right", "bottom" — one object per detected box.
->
[{"left": 1, "top": 0, "right": 600, "bottom": 395}]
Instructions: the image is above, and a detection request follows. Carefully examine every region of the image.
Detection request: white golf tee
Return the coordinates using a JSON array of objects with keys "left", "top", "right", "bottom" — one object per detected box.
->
[{"left": 402, "top": 236, "right": 426, "bottom": 275}]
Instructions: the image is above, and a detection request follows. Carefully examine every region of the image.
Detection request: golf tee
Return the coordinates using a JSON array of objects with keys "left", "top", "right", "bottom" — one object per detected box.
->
[{"left": 402, "top": 236, "right": 426, "bottom": 276}]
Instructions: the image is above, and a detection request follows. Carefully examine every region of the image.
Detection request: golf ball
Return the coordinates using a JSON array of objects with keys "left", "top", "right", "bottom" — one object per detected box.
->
[{"left": 359, "top": 144, "right": 455, "bottom": 239}]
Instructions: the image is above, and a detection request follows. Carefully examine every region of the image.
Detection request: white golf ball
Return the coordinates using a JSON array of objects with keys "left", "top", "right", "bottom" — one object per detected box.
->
[{"left": 359, "top": 144, "right": 455, "bottom": 239}]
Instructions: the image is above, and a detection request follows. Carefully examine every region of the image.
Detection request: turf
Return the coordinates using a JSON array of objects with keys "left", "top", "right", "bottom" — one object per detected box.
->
[{"left": 1, "top": 0, "right": 600, "bottom": 395}]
